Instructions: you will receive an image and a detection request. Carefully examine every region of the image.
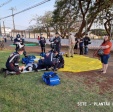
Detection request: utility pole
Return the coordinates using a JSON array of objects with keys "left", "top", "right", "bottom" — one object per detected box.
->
[
  {"left": 9, "top": 7, "right": 15, "bottom": 30},
  {"left": 0, "top": 0, "right": 12, "bottom": 35},
  {"left": 3, "top": 21, "right": 6, "bottom": 35}
]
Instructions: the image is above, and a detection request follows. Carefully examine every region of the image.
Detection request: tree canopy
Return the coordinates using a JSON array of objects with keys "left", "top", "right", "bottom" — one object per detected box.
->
[{"left": 53, "top": 0, "right": 113, "bottom": 37}]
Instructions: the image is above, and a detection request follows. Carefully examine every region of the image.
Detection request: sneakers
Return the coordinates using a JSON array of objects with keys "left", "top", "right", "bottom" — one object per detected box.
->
[{"left": 4, "top": 70, "right": 9, "bottom": 78}]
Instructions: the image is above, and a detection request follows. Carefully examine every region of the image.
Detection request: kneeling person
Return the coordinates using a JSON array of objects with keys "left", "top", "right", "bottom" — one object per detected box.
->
[
  {"left": 5, "top": 47, "right": 25, "bottom": 77},
  {"left": 54, "top": 51, "right": 64, "bottom": 70}
]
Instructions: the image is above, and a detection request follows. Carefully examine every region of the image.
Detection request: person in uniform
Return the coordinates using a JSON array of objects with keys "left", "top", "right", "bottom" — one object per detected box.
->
[
  {"left": 39, "top": 34, "right": 46, "bottom": 53},
  {"left": 84, "top": 34, "right": 91, "bottom": 55},
  {"left": 53, "top": 32, "right": 61, "bottom": 53},
  {"left": 5, "top": 47, "right": 25, "bottom": 77}
]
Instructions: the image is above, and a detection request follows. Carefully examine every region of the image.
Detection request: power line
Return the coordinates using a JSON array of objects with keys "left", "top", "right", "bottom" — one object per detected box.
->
[
  {"left": 0, "top": 0, "right": 12, "bottom": 8},
  {"left": 0, "top": 0, "right": 51, "bottom": 20},
  {"left": 14, "top": 0, "right": 39, "bottom": 10}
]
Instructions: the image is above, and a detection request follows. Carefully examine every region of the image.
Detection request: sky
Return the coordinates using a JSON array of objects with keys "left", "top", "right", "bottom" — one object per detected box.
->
[{"left": 0, "top": 0, "right": 56, "bottom": 30}]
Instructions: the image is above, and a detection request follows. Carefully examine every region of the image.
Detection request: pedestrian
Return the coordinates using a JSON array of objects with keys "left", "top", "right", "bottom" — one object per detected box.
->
[
  {"left": 99, "top": 36, "right": 112, "bottom": 74},
  {"left": 84, "top": 34, "right": 91, "bottom": 55},
  {"left": 79, "top": 37, "right": 84, "bottom": 55},
  {"left": 39, "top": 34, "right": 46, "bottom": 53},
  {"left": 49, "top": 34, "right": 54, "bottom": 50},
  {"left": 37, "top": 36, "right": 40, "bottom": 45},
  {"left": 10, "top": 36, "right": 13, "bottom": 41},
  {"left": 67, "top": 33, "right": 75, "bottom": 57},
  {"left": 4, "top": 35, "right": 7, "bottom": 43},
  {"left": 53, "top": 32, "right": 61, "bottom": 53},
  {"left": 21, "top": 35, "right": 25, "bottom": 45},
  {"left": 74, "top": 34, "right": 79, "bottom": 54}
]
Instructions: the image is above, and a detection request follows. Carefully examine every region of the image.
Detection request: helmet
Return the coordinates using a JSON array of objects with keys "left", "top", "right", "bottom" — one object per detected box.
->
[{"left": 16, "top": 34, "right": 21, "bottom": 38}]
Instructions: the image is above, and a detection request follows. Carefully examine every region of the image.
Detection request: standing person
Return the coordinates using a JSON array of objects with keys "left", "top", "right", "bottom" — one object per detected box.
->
[
  {"left": 38, "top": 36, "right": 40, "bottom": 41},
  {"left": 37, "top": 36, "right": 40, "bottom": 45},
  {"left": 79, "top": 37, "right": 84, "bottom": 55},
  {"left": 99, "top": 36, "right": 112, "bottom": 74},
  {"left": 10, "top": 35, "right": 13, "bottom": 41},
  {"left": 67, "top": 33, "right": 75, "bottom": 57},
  {"left": 21, "top": 35, "right": 25, "bottom": 45},
  {"left": 49, "top": 34, "right": 54, "bottom": 50},
  {"left": 21, "top": 35, "right": 27, "bottom": 57},
  {"left": 39, "top": 34, "right": 46, "bottom": 53},
  {"left": 84, "top": 34, "right": 91, "bottom": 55},
  {"left": 4, "top": 35, "right": 7, "bottom": 43},
  {"left": 53, "top": 32, "right": 61, "bottom": 53},
  {"left": 14, "top": 34, "right": 23, "bottom": 52},
  {"left": 74, "top": 35, "right": 79, "bottom": 54},
  {"left": 5, "top": 47, "right": 25, "bottom": 77}
]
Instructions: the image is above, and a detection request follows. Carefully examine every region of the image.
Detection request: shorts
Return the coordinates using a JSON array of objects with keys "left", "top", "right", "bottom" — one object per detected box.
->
[{"left": 101, "top": 54, "right": 110, "bottom": 64}]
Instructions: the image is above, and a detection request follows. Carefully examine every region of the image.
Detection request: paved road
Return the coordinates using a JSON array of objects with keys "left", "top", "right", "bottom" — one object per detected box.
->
[{"left": 3, "top": 39, "right": 113, "bottom": 77}]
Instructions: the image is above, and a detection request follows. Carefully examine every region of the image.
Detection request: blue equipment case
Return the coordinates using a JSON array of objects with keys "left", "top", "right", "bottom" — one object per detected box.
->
[
  {"left": 42, "top": 72, "right": 60, "bottom": 86},
  {"left": 22, "top": 55, "right": 36, "bottom": 65}
]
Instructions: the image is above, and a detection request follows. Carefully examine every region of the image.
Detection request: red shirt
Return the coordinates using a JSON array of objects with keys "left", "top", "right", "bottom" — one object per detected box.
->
[{"left": 102, "top": 41, "right": 112, "bottom": 54}]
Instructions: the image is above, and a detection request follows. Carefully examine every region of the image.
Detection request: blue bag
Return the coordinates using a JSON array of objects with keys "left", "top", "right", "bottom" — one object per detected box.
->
[
  {"left": 22, "top": 55, "right": 36, "bottom": 65},
  {"left": 42, "top": 72, "right": 60, "bottom": 86},
  {"left": 40, "top": 52, "right": 46, "bottom": 57}
]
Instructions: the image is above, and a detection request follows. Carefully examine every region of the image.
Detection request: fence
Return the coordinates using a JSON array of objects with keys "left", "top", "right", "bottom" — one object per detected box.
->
[{"left": 24, "top": 38, "right": 113, "bottom": 50}]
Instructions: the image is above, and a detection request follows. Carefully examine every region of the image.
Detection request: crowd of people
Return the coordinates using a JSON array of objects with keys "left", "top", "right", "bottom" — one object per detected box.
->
[
  {"left": 67, "top": 33, "right": 91, "bottom": 57},
  {"left": 0, "top": 32, "right": 112, "bottom": 77},
  {"left": 38, "top": 32, "right": 112, "bottom": 74},
  {"left": 1, "top": 33, "right": 64, "bottom": 77}
]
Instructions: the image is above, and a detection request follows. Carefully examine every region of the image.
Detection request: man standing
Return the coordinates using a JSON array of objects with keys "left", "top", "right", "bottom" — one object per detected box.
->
[
  {"left": 74, "top": 35, "right": 79, "bottom": 54},
  {"left": 67, "top": 33, "right": 75, "bottom": 57},
  {"left": 84, "top": 34, "right": 91, "bottom": 55},
  {"left": 79, "top": 37, "right": 84, "bottom": 55},
  {"left": 39, "top": 34, "right": 46, "bottom": 53},
  {"left": 53, "top": 32, "right": 61, "bottom": 53}
]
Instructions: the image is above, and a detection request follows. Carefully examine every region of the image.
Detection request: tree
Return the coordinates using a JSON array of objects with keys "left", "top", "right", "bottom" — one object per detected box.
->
[
  {"left": 52, "top": 0, "right": 79, "bottom": 37},
  {"left": 96, "top": 7, "right": 113, "bottom": 36},
  {"left": 53, "top": 0, "right": 113, "bottom": 38},
  {"left": 30, "top": 11, "right": 53, "bottom": 38}
]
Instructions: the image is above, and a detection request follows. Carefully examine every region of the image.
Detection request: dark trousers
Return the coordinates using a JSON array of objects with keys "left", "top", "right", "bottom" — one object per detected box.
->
[
  {"left": 80, "top": 46, "right": 83, "bottom": 55},
  {"left": 41, "top": 46, "right": 45, "bottom": 53},
  {"left": 84, "top": 46, "right": 88, "bottom": 54},
  {"left": 4, "top": 38, "right": 7, "bottom": 42},
  {"left": 55, "top": 46, "right": 60, "bottom": 53},
  {"left": 6, "top": 63, "right": 20, "bottom": 74}
]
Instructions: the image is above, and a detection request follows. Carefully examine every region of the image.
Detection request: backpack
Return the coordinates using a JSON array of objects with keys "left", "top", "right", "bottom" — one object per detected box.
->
[{"left": 42, "top": 72, "right": 60, "bottom": 86}]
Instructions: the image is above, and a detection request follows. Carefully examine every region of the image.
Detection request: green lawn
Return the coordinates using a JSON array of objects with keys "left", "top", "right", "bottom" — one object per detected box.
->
[{"left": 0, "top": 51, "right": 113, "bottom": 112}]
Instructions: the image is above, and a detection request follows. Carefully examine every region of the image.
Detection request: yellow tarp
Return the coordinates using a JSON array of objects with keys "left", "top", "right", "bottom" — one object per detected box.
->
[
  {"left": 59, "top": 55, "right": 102, "bottom": 73},
  {"left": 36, "top": 55, "right": 102, "bottom": 73}
]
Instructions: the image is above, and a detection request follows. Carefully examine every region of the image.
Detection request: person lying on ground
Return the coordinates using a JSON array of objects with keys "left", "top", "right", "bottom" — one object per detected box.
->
[{"left": 24, "top": 51, "right": 65, "bottom": 71}]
